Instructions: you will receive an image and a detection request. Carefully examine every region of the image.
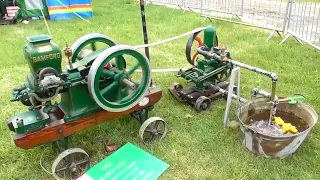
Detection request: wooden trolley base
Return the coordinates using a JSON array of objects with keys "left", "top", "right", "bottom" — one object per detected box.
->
[{"left": 12, "top": 87, "right": 163, "bottom": 150}]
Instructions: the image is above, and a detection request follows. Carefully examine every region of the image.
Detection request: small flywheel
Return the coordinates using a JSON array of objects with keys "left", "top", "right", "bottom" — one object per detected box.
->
[{"left": 185, "top": 30, "right": 219, "bottom": 65}]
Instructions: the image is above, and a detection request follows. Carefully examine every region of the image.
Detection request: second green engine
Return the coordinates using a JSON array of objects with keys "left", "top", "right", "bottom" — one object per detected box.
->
[{"left": 169, "top": 25, "right": 235, "bottom": 111}]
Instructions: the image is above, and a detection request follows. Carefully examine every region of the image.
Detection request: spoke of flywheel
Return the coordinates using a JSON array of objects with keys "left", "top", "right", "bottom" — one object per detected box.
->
[
  {"left": 101, "top": 81, "right": 118, "bottom": 95},
  {"left": 118, "top": 83, "right": 139, "bottom": 103},
  {"left": 119, "top": 96, "right": 129, "bottom": 104},
  {"left": 91, "top": 42, "right": 97, "bottom": 51},
  {"left": 127, "top": 62, "right": 140, "bottom": 75},
  {"left": 116, "top": 87, "right": 122, "bottom": 102},
  {"left": 101, "top": 69, "right": 115, "bottom": 78},
  {"left": 116, "top": 56, "right": 126, "bottom": 70}
]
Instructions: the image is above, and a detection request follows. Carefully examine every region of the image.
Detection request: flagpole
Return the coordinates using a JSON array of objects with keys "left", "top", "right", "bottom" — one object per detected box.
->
[{"left": 139, "top": 0, "right": 152, "bottom": 86}]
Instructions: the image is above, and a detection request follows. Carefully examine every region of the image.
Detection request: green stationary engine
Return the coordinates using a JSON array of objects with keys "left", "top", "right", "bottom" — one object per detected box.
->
[
  {"left": 169, "top": 25, "right": 235, "bottom": 111},
  {"left": 8, "top": 33, "right": 151, "bottom": 134},
  {"left": 15, "top": 35, "right": 64, "bottom": 108}
]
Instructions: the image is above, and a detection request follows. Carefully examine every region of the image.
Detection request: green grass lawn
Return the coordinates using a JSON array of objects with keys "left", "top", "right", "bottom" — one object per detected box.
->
[{"left": 0, "top": 0, "right": 320, "bottom": 179}]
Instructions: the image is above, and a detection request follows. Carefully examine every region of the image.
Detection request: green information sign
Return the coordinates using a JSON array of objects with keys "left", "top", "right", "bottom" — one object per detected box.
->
[{"left": 77, "top": 142, "right": 170, "bottom": 180}]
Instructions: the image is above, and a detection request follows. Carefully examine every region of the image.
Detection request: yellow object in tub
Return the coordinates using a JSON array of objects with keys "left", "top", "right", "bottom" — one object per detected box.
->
[
  {"left": 273, "top": 117, "right": 284, "bottom": 126},
  {"left": 273, "top": 117, "right": 298, "bottom": 134}
]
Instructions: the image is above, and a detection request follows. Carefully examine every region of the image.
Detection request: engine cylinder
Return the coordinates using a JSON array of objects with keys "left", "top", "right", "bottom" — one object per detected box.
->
[{"left": 203, "top": 25, "right": 216, "bottom": 49}]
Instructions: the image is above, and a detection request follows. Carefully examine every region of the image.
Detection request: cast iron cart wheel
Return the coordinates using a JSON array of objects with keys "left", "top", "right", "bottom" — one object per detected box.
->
[
  {"left": 88, "top": 45, "right": 151, "bottom": 112},
  {"left": 185, "top": 30, "right": 219, "bottom": 65},
  {"left": 52, "top": 148, "right": 90, "bottom": 180},
  {"left": 139, "top": 117, "right": 168, "bottom": 144},
  {"left": 70, "top": 33, "right": 118, "bottom": 63},
  {"left": 195, "top": 96, "right": 212, "bottom": 111}
]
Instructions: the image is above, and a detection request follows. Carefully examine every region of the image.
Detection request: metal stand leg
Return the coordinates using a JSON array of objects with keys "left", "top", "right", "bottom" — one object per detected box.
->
[
  {"left": 233, "top": 14, "right": 242, "bottom": 21},
  {"left": 280, "top": 33, "right": 303, "bottom": 45},
  {"left": 202, "top": 16, "right": 213, "bottom": 23},
  {"left": 223, "top": 67, "right": 241, "bottom": 128},
  {"left": 174, "top": 5, "right": 183, "bottom": 11},
  {"left": 266, "top": 30, "right": 282, "bottom": 41},
  {"left": 293, "top": 35, "right": 303, "bottom": 44},
  {"left": 279, "top": 33, "right": 292, "bottom": 44}
]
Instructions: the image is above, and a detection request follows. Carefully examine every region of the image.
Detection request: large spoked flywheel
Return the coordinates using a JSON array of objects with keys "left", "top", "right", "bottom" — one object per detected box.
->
[
  {"left": 186, "top": 30, "right": 219, "bottom": 65},
  {"left": 88, "top": 45, "right": 151, "bottom": 112},
  {"left": 70, "top": 33, "right": 118, "bottom": 63}
]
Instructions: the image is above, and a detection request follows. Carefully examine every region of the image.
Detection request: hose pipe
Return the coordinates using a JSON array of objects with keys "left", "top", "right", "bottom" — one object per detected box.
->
[{"left": 197, "top": 46, "right": 211, "bottom": 57}]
